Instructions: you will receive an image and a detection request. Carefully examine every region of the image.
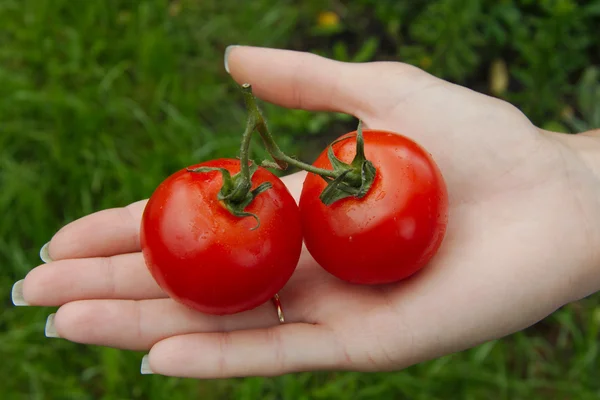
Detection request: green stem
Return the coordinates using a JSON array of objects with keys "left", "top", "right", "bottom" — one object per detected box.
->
[
  {"left": 238, "top": 83, "right": 377, "bottom": 206},
  {"left": 186, "top": 85, "right": 279, "bottom": 227},
  {"left": 276, "top": 150, "right": 337, "bottom": 177},
  {"left": 238, "top": 116, "right": 255, "bottom": 185},
  {"left": 353, "top": 120, "right": 367, "bottom": 164},
  {"left": 222, "top": 117, "right": 255, "bottom": 205},
  {"left": 240, "top": 84, "right": 336, "bottom": 179}
]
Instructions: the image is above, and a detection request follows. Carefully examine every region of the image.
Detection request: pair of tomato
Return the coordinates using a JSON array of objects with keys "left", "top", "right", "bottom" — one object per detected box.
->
[{"left": 140, "top": 129, "right": 448, "bottom": 315}]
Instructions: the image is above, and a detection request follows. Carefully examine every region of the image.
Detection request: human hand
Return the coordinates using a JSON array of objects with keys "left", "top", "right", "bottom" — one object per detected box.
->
[{"left": 13, "top": 46, "right": 600, "bottom": 378}]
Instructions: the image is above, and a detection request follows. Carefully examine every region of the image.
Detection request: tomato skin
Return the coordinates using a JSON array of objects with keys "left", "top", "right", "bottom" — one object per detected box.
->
[
  {"left": 140, "top": 159, "right": 302, "bottom": 315},
  {"left": 299, "top": 130, "right": 448, "bottom": 285}
]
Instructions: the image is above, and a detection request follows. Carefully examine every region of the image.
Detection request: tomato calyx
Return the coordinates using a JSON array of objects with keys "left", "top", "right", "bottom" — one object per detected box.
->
[
  {"left": 318, "top": 121, "right": 376, "bottom": 205},
  {"left": 185, "top": 83, "right": 282, "bottom": 230},
  {"left": 187, "top": 162, "right": 271, "bottom": 229}
]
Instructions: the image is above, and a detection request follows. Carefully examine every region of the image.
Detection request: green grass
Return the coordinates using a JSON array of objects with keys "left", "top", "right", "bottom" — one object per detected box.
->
[{"left": 1, "top": 0, "right": 599, "bottom": 399}]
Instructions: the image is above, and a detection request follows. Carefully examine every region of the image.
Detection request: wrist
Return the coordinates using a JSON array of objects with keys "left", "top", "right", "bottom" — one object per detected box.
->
[
  {"left": 558, "top": 130, "right": 600, "bottom": 300},
  {"left": 585, "top": 130, "right": 600, "bottom": 286},
  {"left": 579, "top": 129, "right": 600, "bottom": 179}
]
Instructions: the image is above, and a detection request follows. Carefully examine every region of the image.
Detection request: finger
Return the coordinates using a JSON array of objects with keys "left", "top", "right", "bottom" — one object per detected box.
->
[
  {"left": 47, "top": 200, "right": 147, "bottom": 260},
  {"left": 145, "top": 324, "right": 344, "bottom": 378},
  {"left": 46, "top": 172, "right": 305, "bottom": 261},
  {"left": 22, "top": 253, "right": 166, "bottom": 306},
  {"left": 225, "top": 46, "right": 429, "bottom": 118},
  {"left": 50, "top": 297, "right": 304, "bottom": 351}
]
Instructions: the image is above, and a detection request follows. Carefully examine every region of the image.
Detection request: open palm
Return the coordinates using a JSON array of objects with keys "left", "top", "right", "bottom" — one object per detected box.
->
[{"left": 17, "top": 47, "right": 600, "bottom": 378}]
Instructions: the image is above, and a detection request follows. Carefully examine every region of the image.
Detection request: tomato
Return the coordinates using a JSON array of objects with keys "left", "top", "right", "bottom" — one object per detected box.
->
[
  {"left": 299, "top": 130, "right": 448, "bottom": 285},
  {"left": 140, "top": 158, "right": 303, "bottom": 315}
]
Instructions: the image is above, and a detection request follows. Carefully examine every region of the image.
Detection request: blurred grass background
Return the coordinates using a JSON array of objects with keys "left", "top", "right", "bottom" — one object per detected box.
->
[{"left": 1, "top": 0, "right": 600, "bottom": 398}]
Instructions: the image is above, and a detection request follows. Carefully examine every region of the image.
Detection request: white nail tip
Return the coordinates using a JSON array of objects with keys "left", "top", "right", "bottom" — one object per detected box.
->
[
  {"left": 40, "top": 242, "right": 53, "bottom": 263},
  {"left": 45, "top": 313, "right": 60, "bottom": 338},
  {"left": 224, "top": 45, "right": 239, "bottom": 74},
  {"left": 140, "top": 354, "right": 154, "bottom": 375},
  {"left": 11, "top": 280, "right": 28, "bottom": 306}
]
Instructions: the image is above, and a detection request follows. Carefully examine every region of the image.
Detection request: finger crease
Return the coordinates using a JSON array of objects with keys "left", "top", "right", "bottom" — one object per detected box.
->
[
  {"left": 121, "top": 205, "right": 140, "bottom": 249},
  {"left": 217, "top": 332, "right": 231, "bottom": 376},
  {"left": 103, "top": 257, "right": 118, "bottom": 298},
  {"left": 134, "top": 300, "right": 145, "bottom": 345},
  {"left": 267, "top": 327, "right": 286, "bottom": 373}
]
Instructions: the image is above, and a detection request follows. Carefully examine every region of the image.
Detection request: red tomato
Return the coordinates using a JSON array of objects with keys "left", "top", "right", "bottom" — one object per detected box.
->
[
  {"left": 140, "top": 159, "right": 302, "bottom": 315},
  {"left": 299, "top": 130, "right": 448, "bottom": 285}
]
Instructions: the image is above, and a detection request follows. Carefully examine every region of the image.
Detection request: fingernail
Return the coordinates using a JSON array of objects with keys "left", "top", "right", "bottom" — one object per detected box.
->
[
  {"left": 11, "top": 280, "right": 28, "bottom": 306},
  {"left": 40, "top": 242, "right": 53, "bottom": 263},
  {"left": 140, "top": 354, "right": 154, "bottom": 375},
  {"left": 224, "top": 45, "right": 239, "bottom": 74},
  {"left": 45, "top": 313, "right": 60, "bottom": 338}
]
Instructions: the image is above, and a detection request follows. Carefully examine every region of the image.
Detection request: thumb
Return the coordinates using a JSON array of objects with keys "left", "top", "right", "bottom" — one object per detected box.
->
[{"left": 224, "top": 46, "right": 419, "bottom": 119}]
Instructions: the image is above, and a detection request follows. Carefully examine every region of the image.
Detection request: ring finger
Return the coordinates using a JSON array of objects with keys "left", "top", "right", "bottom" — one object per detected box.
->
[{"left": 49, "top": 290, "right": 306, "bottom": 351}]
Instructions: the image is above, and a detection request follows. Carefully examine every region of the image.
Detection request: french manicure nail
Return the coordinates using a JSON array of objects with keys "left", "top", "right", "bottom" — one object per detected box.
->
[
  {"left": 11, "top": 280, "right": 29, "bottom": 306},
  {"left": 45, "top": 313, "right": 60, "bottom": 338},
  {"left": 224, "top": 45, "right": 239, "bottom": 74},
  {"left": 39, "top": 242, "right": 53, "bottom": 263},
  {"left": 140, "top": 354, "right": 154, "bottom": 375}
]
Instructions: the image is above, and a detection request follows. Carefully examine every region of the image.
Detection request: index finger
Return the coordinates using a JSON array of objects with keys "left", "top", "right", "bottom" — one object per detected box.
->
[
  {"left": 45, "top": 200, "right": 147, "bottom": 261},
  {"left": 44, "top": 172, "right": 307, "bottom": 261}
]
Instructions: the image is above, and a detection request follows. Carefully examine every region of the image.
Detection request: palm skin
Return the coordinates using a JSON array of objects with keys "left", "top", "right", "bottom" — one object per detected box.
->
[{"left": 17, "top": 47, "right": 600, "bottom": 378}]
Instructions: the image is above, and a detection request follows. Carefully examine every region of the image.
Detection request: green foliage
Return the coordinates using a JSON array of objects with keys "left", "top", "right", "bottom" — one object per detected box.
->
[
  {"left": 565, "top": 66, "right": 600, "bottom": 132},
  {"left": 1, "top": 0, "right": 599, "bottom": 399},
  {"left": 309, "top": 0, "right": 600, "bottom": 129}
]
